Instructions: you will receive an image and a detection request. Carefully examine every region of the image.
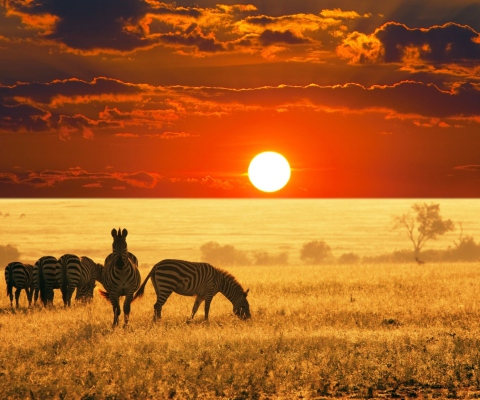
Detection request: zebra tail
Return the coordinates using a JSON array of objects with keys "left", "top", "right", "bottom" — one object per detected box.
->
[
  {"left": 133, "top": 268, "right": 154, "bottom": 301},
  {"left": 98, "top": 289, "right": 110, "bottom": 302}
]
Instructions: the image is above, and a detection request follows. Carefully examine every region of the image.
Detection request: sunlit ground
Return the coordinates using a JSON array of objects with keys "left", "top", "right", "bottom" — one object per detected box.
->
[{"left": 2, "top": 263, "right": 480, "bottom": 399}]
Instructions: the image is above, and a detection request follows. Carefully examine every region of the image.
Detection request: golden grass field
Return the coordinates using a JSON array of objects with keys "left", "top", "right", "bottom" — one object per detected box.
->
[{"left": 2, "top": 262, "right": 480, "bottom": 399}]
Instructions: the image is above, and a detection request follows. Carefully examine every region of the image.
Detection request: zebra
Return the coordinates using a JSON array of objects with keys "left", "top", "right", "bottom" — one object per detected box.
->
[
  {"left": 100, "top": 228, "right": 140, "bottom": 327},
  {"left": 34, "top": 256, "right": 62, "bottom": 307},
  {"left": 5, "top": 261, "right": 39, "bottom": 308},
  {"left": 133, "top": 259, "right": 251, "bottom": 322},
  {"left": 74, "top": 256, "right": 104, "bottom": 302},
  {"left": 58, "top": 254, "right": 84, "bottom": 307}
]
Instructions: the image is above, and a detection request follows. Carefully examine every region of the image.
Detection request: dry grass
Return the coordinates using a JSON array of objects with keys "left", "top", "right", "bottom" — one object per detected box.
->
[{"left": 2, "top": 262, "right": 480, "bottom": 399}]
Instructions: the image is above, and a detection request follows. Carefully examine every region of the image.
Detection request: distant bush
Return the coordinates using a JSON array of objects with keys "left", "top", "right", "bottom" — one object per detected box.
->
[
  {"left": 363, "top": 249, "right": 415, "bottom": 264},
  {"left": 300, "top": 240, "right": 332, "bottom": 264},
  {"left": 200, "top": 241, "right": 251, "bottom": 266},
  {"left": 0, "top": 244, "right": 21, "bottom": 267},
  {"left": 338, "top": 252, "right": 360, "bottom": 264},
  {"left": 444, "top": 235, "right": 480, "bottom": 261},
  {"left": 252, "top": 251, "right": 289, "bottom": 266}
]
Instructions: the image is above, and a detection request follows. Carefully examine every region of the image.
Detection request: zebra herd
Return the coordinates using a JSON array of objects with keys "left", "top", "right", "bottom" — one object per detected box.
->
[{"left": 4, "top": 227, "right": 251, "bottom": 327}]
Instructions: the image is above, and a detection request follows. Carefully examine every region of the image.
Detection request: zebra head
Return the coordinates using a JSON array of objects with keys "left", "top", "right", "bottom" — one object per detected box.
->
[
  {"left": 233, "top": 289, "right": 251, "bottom": 320},
  {"left": 111, "top": 228, "right": 129, "bottom": 268}
]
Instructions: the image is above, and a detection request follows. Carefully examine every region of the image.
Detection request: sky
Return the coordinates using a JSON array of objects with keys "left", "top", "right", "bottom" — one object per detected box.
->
[{"left": 1, "top": 0, "right": 480, "bottom": 198}]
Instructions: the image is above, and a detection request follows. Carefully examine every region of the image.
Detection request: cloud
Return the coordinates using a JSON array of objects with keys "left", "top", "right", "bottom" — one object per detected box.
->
[
  {"left": 9, "top": 0, "right": 156, "bottom": 53},
  {"left": 2, "top": 76, "right": 479, "bottom": 140},
  {"left": 454, "top": 165, "right": 480, "bottom": 172},
  {"left": 320, "top": 9, "right": 368, "bottom": 20},
  {"left": 201, "top": 175, "right": 235, "bottom": 190},
  {"left": 169, "top": 81, "right": 480, "bottom": 119},
  {"left": 0, "top": 168, "right": 163, "bottom": 190},
  {"left": 259, "top": 29, "right": 310, "bottom": 46},
  {"left": 337, "top": 22, "right": 480, "bottom": 72}
]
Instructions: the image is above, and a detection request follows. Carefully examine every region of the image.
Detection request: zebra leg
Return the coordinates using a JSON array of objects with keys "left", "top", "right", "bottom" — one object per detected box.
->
[
  {"left": 191, "top": 296, "right": 205, "bottom": 319},
  {"left": 204, "top": 296, "right": 214, "bottom": 321},
  {"left": 14, "top": 288, "right": 22, "bottom": 309},
  {"left": 110, "top": 296, "right": 121, "bottom": 327},
  {"left": 66, "top": 287, "right": 75, "bottom": 307},
  {"left": 26, "top": 287, "right": 33, "bottom": 307},
  {"left": 8, "top": 290, "right": 13, "bottom": 308},
  {"left": 153, "top": 302, "right": 163, "bottom": 322},
  {"left": 123, "top": 293, "right": 134, "bottom": 327},
  {"left": 44, "top": 287, "right": 54, "bottom": 307},
  {"left": 33, "top": 288, "right": 39, "bottom": 306}
]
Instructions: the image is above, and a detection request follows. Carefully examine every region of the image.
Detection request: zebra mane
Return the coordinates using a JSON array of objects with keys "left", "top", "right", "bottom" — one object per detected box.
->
[{"left": 216, "top": 267, "right": 245, "bottom": 292}]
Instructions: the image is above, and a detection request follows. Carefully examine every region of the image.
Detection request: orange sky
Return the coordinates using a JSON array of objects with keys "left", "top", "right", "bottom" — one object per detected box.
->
[{"left": 1, "top": 0, "right": 480, "bottom": 197}]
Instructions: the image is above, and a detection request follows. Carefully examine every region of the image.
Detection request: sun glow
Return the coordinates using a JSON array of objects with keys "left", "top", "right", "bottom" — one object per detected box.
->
[{"left": 248, "top": 151, "right": 291, "bottom": 192}]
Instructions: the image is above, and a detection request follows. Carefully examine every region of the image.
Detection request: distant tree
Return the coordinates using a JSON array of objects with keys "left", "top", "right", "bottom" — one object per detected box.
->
[
  {"left": 0, "top": 244, "right": 21, "bottom": 267},
  {"left": 300, "top": 240, "right": 332, "bottom": 264},
  {"left": 393, "top": 202, "right": 454, "bottom": 259},
  {"left": 200, "top": 241, "right": 251, "bottom": 266}
]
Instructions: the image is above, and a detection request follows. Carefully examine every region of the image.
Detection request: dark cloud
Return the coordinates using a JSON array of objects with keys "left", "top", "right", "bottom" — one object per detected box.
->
[
  {"left": 0, "top": 77, "right": 142, "bottom": 105},
  {"left": 0, "top": 78, "right": 142, "bottom": 134},
  {"left": 259, "top": 29, "right": 310, "bottom": 46},
  {"left": 159, "top": 29, "right": 226, "bottom": 53},
  {"left": 377, "top": 22, "right": 480, "bottom": 63},
  {"left": 338, "top": 22, "right": 480, "bottom": 67},
  {"left": 172, "top": 81, "right": 480, "bottom": 119},
  {"left": 0, "top": 168, "right": 162, "bottom": 189},
  {"left": 0, "top": 102, "right": 51, "bottom": 132},
  {"left": 11, "top": 0, "right": 154, "bottom": 52}
]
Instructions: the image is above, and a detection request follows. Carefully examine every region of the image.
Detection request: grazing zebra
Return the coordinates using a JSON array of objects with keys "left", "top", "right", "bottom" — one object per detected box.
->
[
  {"left": 74, "top": 256, "right": 104, "bottom": 302},
  {"left": 5, "top": 261, "right": 39, "bottom": 308},
  {"left": 100, "top": 228, "right": 140, "bottom": 327},
  {"left": 133, "top": 259, "right": 251, "bottom": 322},
  {"left": 34, "top": 256, "right": 62, "bottom": 307}
]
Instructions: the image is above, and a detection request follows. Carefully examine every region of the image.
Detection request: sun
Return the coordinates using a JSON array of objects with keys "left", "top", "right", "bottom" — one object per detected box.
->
[{"left": 248, "top": 151, "right": 291, "bottom": 192}]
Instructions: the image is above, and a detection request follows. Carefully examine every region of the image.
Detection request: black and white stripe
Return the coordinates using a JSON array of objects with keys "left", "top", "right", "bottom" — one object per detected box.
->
[
  {"left": 133, "top": 259, "right": 251, "bottom": 321},
  {"left": 58, "top": 254, "right": 83, "bottom": 307},
  {"left": 34, "top": 256, "right": 62, "bottom": 307},
  {"left": 100, "top": 228, "right": 141, "bottom": 327},
  {"left": 74, "top": 256, "right": 104, "bottom": 302},
  {"left": 5, "top": 261, "right": 39, "bottom": 308}
]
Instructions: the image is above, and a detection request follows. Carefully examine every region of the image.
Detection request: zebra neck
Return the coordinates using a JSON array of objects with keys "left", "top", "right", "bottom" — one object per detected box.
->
[{"left": 218, "top": 273, "right": 244, "bottom": 305}]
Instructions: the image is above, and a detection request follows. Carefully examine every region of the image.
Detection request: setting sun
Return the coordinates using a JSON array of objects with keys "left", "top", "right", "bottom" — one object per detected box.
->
[{"left": 248, "top": 151, "right": 291, "bottom": 192}]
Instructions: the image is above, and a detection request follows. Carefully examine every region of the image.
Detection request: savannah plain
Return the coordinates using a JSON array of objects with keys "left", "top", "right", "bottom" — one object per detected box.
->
[{"left": 2, "top": 262, "right": 480, "bottom": 399}]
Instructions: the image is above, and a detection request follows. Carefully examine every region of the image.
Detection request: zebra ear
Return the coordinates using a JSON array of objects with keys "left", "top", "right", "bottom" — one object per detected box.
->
[
  {"left": 122, "top": 228, "right": 128, "bottom": 237},
  {"left": 245, "top": 289, "right": 249, "bottom": 297},
  {"left": 111, "top": 228, "right": 117, "bottom": 238}
]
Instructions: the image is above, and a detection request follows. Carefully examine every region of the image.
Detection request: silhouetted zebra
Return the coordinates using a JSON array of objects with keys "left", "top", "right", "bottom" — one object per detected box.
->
[
  {"left": 5, "top": 261, "right": 39, "bottom": 308},
  {"left": 100, "top": 228, "right": 140, "bottom": 327},
  {"left": 133, "top": 259, "right": 251, "bottom": 322},
  {"left": 74, "top": 256, "right": 104, "bottom": 302},
  {"left": 34, "top": 256, "right": 61, "bottom": 307},
  {"left": 58, "top": 254, "right": 83, "bottom": 306}
]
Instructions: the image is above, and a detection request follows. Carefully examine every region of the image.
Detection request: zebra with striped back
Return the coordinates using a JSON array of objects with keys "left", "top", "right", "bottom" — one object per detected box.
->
[
  {"left": 5, "top": 261, "right": 39, "bottom": 308},
  {"left": 34, "top": 256, "right": 62, "bottom": 307},
  {"left": 133, "top": 259, "right": 251, "bottom": 322},
  {"left": 74, "top": 256, "right": 104, "bottom": 302},
  {"left": 101, "top": 228, "right": 140, "bottom": 327},
  {"left": 58, "top": 254, "right": 84, "bottom": 307}
]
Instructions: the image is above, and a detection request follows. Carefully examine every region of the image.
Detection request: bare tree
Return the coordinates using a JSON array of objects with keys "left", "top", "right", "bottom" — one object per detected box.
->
[{"left": 393, "top": 202, "right": 454, "bottom": 260}]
